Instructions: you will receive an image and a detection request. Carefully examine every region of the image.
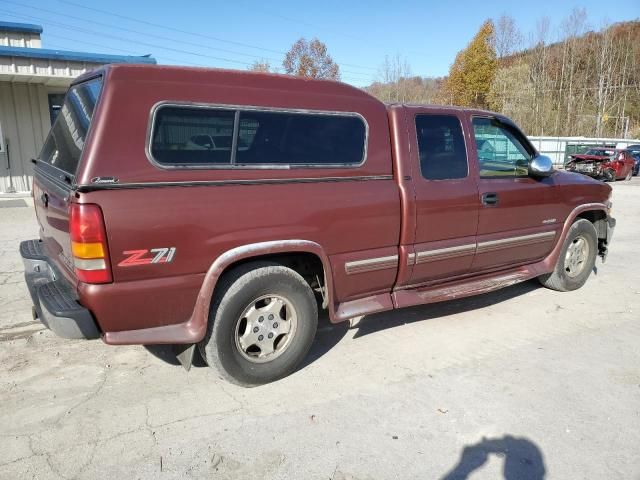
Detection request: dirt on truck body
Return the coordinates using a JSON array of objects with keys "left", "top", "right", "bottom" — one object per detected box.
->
[{"left": 21, "top": 64, "right": 615, "bottom": 386}]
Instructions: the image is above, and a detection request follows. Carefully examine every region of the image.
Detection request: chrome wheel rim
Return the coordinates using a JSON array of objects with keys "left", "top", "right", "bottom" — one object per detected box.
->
[
  {"left": 564, "top": 235, "right": 589, "bottom": 278},
  {"left": 234, "top": 294, "right": 298, "bottom": 363}
]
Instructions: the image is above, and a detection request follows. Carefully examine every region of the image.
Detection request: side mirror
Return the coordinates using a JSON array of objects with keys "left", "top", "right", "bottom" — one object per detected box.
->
[{"left": 529, "top": 154, "right": 554, "bottom": 178}]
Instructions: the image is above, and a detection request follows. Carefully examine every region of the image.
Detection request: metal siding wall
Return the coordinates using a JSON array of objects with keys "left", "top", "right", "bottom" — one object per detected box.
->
[{"left": 0, "top": 82, "right": 50, "bottom": 192}]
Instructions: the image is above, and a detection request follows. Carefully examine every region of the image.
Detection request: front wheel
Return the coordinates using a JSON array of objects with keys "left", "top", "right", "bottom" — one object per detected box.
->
[
  {"left": 603, "top": 169, "right": 616, "bottom": 182},
  {"left": 538, "top": 219, "right": 598, "bottom": 292},
  {"left": 199, "top": 262, "right": 318, "bottom": 387}
]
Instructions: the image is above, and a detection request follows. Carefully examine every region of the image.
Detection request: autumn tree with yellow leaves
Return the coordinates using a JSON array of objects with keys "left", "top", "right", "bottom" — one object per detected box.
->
[{"left": 445, "top": 20, "right": 497, "bottom": 108}]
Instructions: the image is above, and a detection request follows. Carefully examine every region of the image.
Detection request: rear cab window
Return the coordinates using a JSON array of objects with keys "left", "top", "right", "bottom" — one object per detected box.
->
[
  {"left": 149, "top": 105, "right": 367, "bottom": 168},
  {"left": 39, "top": 77, "right": 103, "bottom": 176}
]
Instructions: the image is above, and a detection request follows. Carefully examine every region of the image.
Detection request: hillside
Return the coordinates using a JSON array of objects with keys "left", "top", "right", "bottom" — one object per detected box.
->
[{"left": 365, "top": 20, "right": 640, "bottom": 137}]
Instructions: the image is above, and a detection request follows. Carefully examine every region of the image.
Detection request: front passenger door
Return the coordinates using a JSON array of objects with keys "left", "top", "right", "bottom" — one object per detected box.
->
[{"left": 471, "top": 116, "right": 562, "bottom": 272}]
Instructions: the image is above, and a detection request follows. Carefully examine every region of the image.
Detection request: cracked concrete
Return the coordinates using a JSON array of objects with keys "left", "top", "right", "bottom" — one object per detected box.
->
[{"left": 1, "top": 183, "right": 640, "bottom": 479}]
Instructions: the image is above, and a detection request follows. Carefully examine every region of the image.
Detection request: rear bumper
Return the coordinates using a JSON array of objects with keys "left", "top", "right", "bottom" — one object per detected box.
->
[{"left": 20, "top": 239, "right": 100, "bottom": 339}]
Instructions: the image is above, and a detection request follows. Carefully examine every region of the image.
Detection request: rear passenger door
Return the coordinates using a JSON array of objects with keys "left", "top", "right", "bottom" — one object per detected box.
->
[{"left": 406, "top": 112, "right": 479, "bottom": 287}]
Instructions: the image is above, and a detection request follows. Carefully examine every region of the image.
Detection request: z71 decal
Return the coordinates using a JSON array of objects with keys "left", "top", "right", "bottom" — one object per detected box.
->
[{"left": 118, "top": 248, "right": 176, "bottom": 267}]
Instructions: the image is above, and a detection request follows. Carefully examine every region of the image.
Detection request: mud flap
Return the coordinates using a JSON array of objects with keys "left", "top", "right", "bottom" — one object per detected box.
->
[{"left": 174, "top": 344, "right": 196, "bottom": 371}]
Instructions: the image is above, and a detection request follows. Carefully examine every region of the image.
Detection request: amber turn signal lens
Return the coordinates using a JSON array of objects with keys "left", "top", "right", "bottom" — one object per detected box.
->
[{"left": 71, "top": 241, "right": 105, "bottom": 259}]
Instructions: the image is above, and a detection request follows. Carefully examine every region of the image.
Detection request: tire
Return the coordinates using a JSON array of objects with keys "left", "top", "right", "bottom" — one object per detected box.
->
[
  {"left": 198, "top": 261, "right": 318, "bottom": 387},
  {"left": 603, "top": 169, "right": 616, "bottom": 182},
  {"left": 538, "top": 219, "right": 598, "bottom": 292},
  {"left": 625, "top": 170, "right": 633, "bottom": 181}
]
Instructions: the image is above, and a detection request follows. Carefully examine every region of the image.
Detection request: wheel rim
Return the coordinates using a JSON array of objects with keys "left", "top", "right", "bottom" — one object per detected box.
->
[
  {"left": 234, "top": 294, "right": 298, "bottom": 363},
  {"left": 564, "top": 235, "right": 590, "bottom": 278}
]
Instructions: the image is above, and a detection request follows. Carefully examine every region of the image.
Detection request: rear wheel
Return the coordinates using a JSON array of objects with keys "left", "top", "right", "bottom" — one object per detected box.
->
[
  {"left": 625, "top": 170, "right": 633, "bottom": 181},
  {"left": 538, "top": 219, "right": 598, "bottom": 292},
  {"left": 199, "top": 262, "right": 318, "bottom": 387}
]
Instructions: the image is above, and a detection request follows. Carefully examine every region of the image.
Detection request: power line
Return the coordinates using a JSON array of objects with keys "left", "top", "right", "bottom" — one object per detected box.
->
[
  {"left": 0, "top": 2, "right": 375, "bottom": 80},
  {"left": 0, "top": 10, "right": 370, "bottom": 83},
  {"left": 1, "top": 9, "right": 255, "bottom": 67},
  {"left": 232, "top": 0, "right": 424, "bottom": 65},
  {"left": 57, "top": 0, "right": 380, "bottom": 74},
  {"left": 58, "top": 0, "right": 285, "bottom": 56},
  {"left": 0, "top": 0, "right": 281, "bottom": 65},
  {"left": 43, "top": 34, "right": 208, "bottom": 68}
]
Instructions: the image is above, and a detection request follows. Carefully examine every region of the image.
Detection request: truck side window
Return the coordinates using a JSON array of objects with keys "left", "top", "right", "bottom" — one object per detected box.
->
[
  {"left": 151, "top": 107, "right": 235, "bottom": 165},
  {"left": 472, "top": 117, "right": 531, "bottom": 177},
  {"left": 150, "top": 106, "right": 366, "bottom": 167},
  {"left": 235, "top": 111, "right": 365, "bottom": 166},
  {"left": 415, "top": 115, "right": 468, "bottom": 180}
]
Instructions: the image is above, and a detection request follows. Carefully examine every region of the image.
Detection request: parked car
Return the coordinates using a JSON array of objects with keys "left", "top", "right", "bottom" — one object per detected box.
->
[
  {"left": 21, "top": 65, "right": 616, "bottom": 386},
  {"left": 565, "top": 148, "right": 635, "bottom": 181},
  {"left": 625, "top": 144, "right": 640, "bottom": 176}
]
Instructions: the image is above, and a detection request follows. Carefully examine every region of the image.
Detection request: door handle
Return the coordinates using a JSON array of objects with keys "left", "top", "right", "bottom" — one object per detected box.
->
[
  {"left": 481, "top": 192, "right": 498, "bottom": 206},
  {"left": 40, "top": 192, "right": 48, "bottom": 208}
]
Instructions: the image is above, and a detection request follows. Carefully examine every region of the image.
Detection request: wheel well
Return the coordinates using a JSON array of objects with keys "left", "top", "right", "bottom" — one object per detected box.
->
[
  {"left": 577, "top": 210, "right": 607, "bottom": 239},
  {"left": 216, "top": 252, "right": 327, "bottom": 306}
]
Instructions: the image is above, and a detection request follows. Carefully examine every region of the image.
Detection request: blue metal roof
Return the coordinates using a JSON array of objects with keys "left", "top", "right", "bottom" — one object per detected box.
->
[
  {"left": 0, "top": 21, "right": 43, "bottom": 34},
  {"left": 0, "top": 45, "right": 156, "bottom": 64}
]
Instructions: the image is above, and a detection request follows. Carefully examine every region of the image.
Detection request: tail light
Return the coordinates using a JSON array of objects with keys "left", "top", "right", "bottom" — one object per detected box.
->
[{"left": 69, "top": 203, "right": 112, "bottom": 284}]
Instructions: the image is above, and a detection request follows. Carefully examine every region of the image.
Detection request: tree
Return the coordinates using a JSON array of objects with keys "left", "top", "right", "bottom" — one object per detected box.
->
[
  {"left": 493, "top": 15, "right": 523, "bottom": 58},
  {"left": 249, "top": 60, "right": 272, "bottom": 73},
  {"left": 445, "top": 20, "right": 497, "bottom": 108},
  {"left": 373, "top": 54, "right": 412, "bottom": 102},
  {"left": 283, "top": 38, "right": 340, "bottom": 80}
]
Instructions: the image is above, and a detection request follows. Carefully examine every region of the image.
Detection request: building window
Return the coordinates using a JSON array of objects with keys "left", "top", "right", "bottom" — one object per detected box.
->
[{"left": 48, "top": 93, "right": 66, "bottom": 126}]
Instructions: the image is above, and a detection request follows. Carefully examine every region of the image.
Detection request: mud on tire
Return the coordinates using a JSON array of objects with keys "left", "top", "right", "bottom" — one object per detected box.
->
[{"left": 198, "top": 261, "right": 318, "bottom": 387}]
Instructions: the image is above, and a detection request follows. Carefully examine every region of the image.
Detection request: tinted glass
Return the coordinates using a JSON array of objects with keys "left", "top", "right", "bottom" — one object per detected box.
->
[
  {"left": 472, "top": 117, "right": 531, "bottom": 177},
  {"left": 39, "top": 77, "right": 102, "bottom": 175},
  {"left": 151, "top": 107, "right": 235, "bottom": 165},
  {"left": 415, "top": 115, "right": 467, "bottom": 180},
  {"left": 235, "top": 111, "right": 365, "bottom": 165}
]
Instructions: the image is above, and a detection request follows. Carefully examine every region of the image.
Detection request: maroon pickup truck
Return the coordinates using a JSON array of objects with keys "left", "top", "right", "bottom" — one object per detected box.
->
[{"left": 21, "top": 65, "right": 615, "bottom": 386}]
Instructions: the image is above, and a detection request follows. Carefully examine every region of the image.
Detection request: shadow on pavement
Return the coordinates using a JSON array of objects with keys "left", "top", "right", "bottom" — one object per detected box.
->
[
  {"left": 144, "top": 280, "right": 538, "bottom": 370},
  {"left": 352, "top": 279, "right": 540, "bottom": 339},
  {"left": 441, "top": 435, "right": 546, "bottom": 480},
  {"left": 298, "top": 310, "right": 349, "bottom": 370},
  {"left": 144, "top": 310, "right": 349, "bottom": 371},
  {"left": 144, "top": 344, "right": 208, "bottom": 368}
]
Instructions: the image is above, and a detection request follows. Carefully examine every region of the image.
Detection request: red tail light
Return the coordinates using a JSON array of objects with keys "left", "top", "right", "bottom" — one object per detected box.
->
[{"left": 69, "top": 203, "right": 112, "bottom": 284}]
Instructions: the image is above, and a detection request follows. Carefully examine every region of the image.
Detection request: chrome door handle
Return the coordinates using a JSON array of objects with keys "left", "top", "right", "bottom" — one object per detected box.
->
[{"left": 481, "top": 192, "right": 498, "bottom": 206}]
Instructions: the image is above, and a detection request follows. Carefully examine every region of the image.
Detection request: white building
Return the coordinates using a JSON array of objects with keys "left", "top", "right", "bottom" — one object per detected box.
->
[{"left": 0, "top": 21, "right": 155, "bottom": 193}]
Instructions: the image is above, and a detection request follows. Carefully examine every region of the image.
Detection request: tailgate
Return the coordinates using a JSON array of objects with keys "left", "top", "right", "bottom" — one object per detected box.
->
[
  {"left": 33, "top": 167, "right": 75, "bottom": 281},
  {"left": 32, "top": 76, "right": 103, "bottom": 283}
]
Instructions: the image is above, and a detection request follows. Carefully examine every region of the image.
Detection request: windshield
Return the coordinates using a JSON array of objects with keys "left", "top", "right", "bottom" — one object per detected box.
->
[{"left": 38, "top": 77, "right": 103, "bottom": 175}]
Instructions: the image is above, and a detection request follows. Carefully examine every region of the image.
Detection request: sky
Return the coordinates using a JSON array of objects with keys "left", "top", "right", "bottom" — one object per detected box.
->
[{"left": 2, "top": 0, "right": 639, "bottom": 86}]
